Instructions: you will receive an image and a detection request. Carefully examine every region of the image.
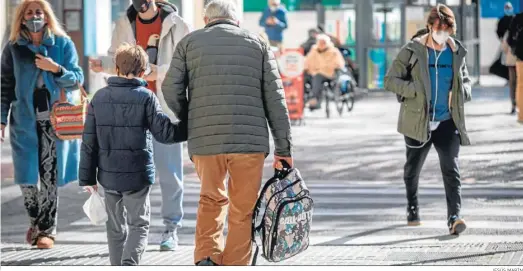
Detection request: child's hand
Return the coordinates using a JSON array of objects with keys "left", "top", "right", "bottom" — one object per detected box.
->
[
  {"left": 145, "top": 64, "right": 158, "bottom": 81},
  {"left": 84, "top": 185, "right": 98, "bottom": 194}
]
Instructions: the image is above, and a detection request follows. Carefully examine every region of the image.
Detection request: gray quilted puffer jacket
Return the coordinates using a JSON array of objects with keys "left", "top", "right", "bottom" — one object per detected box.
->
[{"left": 162, "top": 20, "right": 292, "bottom": 157}]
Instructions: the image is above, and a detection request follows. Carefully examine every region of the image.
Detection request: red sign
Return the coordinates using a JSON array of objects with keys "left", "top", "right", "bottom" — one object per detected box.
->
[{"left": 277, "top": 48, "right": 305, "bottom": 122}]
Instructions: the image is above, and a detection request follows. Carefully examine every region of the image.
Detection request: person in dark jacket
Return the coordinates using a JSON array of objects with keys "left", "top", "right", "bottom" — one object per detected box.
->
[
  {"left": 301, "top": 28, "right": 319, "bottom": 56},
  {"left": 498, "top": 2, "right": 517, "bottom": 114},
  {"left": 1, "top": 0, "right": 84, "bottom": 249},
  {"left": 162, "top": 0, "right": 293, "bottom": 266},
  {"left": 259, "top": 0, "right": 288, "bottom": 50},
  {"left": 497, "top": 2, "right": 515, "bottom": 40},
  {"left": 508, "top": 11, "right": 523, "bottom": 123},
  {"left": 79, "top": 44, "right": 186, "bottom": 266},
  {"left": 89, "top": 0, "right": 191, "bottom": 251}
]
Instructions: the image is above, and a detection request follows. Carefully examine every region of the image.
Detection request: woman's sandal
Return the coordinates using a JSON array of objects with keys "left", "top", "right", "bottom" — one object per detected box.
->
[{"left": 36, "top": 235, "right": 55, "bottom": 249}]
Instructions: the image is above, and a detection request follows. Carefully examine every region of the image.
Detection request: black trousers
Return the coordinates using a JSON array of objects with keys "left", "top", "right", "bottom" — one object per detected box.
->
[
  {"left": 404, "top": 119, "right": 462, "bottom": 219},
  {"left": 311, "top": 74, "right": 331, "bottom": 103}
]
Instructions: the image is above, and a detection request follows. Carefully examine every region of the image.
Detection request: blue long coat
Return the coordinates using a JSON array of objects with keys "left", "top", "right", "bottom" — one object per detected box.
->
[{"left": 1, "top": 30, "right": 84, "bottom": 186}]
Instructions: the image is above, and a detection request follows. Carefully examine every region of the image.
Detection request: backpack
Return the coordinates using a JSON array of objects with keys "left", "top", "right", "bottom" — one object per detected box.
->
[{"left": 251, "top": 161, "right": 313, "bottom": 265}]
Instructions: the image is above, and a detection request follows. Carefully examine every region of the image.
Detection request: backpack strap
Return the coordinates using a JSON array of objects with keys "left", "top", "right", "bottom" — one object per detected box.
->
[
  {"left": 396, "top": 50, "right": 418, "bottom": 103},
  {"left": 251, "top": 197, "right": 262, "bottom": 266},
  {"left": 407, "top": 51, "right": 418, "bottom": 72},
  {"left": 250, "top": 177, "right": 273, "bottom": 266},
  {"left": 251, "top": 243, "right": 260, "bottom": 266}
]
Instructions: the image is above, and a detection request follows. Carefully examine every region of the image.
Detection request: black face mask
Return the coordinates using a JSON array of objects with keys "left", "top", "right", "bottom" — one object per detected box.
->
[
  {"left": 24, "top": 17, "right": 46, "bottom": 33},
  {"left": 132, "top": 0, "right": 151, "bottom": 13}
]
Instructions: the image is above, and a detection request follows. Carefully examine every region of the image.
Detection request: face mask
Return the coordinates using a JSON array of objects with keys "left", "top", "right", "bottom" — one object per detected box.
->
[
  {"left": 24, "top": 17, "right": 46, "bottom": 33},
  {"left": 505, "top": 9, "right": 514, "bottom": 16},
  {"left": 132, "top": 0, "right": 150, "bottom": 13},
  {"left": 270, "top": 5, "right": 278, "bottom": 12},
  {"left": 432, "top": 30, "right": 450, "bottom": 45}
]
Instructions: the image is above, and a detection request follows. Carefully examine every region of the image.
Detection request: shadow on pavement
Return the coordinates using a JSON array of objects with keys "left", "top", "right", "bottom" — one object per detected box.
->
[
  {"left": 316, "top": 234, "right": 457, "bottom": 247},
  {"left": 317, "top": 222, "right": 459, "bottom": 246},
  {"left": 316, "top": 224, "right": 405, "bottom": 245}
]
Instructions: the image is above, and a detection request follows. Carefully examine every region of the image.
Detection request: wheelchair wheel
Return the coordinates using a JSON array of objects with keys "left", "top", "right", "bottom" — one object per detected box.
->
[
  {"left": 333, "top": 85, "right": 344, "bottom": 116},
  {"left": 325, "top": 98, "right": 331, "bottom": 119},
  {"left": 322, "top": 86, "right": 331, "bottom": 119},
  {"left": 335, "top": 95, "right": 345, "bottom": 116},
  {"left": 346, "top": 96, "right": 355, "bottom": 112}
]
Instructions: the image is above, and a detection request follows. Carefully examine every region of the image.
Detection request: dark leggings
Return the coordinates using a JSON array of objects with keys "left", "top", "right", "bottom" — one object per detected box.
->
[
  {"left": 509, "top": 66, "right": 517, "bottom": 107},
  {"left": 21, "top": 119, "right": 59, "bottom": 242}
]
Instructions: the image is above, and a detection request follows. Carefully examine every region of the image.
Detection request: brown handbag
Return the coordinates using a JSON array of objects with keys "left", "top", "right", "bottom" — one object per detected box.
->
[{"left": 50, "top": 83, "right": 89, "bottom": 140}]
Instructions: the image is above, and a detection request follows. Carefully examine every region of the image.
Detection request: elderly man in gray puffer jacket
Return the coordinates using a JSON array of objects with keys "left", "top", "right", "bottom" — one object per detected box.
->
[{"left": 162, "top": 0, "right": 293, "bottom": 266}]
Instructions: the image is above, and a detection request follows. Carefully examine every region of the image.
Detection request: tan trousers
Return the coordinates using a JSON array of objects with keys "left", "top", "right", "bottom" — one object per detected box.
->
[
  {"left": 193, "top": 153, "right": 265, "bottom": 266},
  {"left": 517, "top": 61, "right": 523, "bottom": 122}
]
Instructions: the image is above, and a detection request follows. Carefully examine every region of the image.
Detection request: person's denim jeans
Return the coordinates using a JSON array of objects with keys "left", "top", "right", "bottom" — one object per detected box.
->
[{"left": 153, "top": 139, "right": 184, "bottom": 231}]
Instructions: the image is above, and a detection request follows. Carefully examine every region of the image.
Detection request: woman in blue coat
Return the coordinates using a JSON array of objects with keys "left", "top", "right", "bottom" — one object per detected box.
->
[{"left": 1, "top": 0, "right": 84, "bottom": 249}]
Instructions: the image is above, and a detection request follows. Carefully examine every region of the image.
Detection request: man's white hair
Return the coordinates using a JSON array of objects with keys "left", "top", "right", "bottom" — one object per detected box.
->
[
  {"left": 269, "top": 0, "right": 281, "bottom": 5},
  {"left": 316, "top": 34, "right": 332, "bottom": 43},
  {"left": 204, "top": 0, "right": 239, "bottom": 22}
]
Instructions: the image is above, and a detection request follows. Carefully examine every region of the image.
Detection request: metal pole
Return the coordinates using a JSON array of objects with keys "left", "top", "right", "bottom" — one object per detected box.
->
[
  {"left": 459, "top": 0, "right": 465, "bottom": 41},
  {"left": 401, "top": 2, "right": 406, "bottom": 44},
  {"left": 356, "top": 1, "right": 363, "bottom": 88},
  {"left": 316, "top": 3, "right": 326, "bottom": 29},
  {"left": 356, "top": 0, "right": 373, "bottom": 89},
  {"left": 474, "top": 0, "right": 481, "bottom": 80}
]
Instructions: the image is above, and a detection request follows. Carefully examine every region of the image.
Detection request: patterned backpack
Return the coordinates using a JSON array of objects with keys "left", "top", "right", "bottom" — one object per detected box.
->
[{"left": 251, "top": 161, "right": 314, "bottom": 265}]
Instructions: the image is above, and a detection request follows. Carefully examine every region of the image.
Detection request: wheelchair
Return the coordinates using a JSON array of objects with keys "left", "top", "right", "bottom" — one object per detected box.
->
[{"left": 304, "top": 68, "right": 356, "bottom": 118}]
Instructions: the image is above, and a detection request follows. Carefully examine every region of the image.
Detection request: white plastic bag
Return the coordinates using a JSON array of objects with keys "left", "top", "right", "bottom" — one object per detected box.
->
[{"left": 83, "top": 191, "right": 108, "bottom": 225}]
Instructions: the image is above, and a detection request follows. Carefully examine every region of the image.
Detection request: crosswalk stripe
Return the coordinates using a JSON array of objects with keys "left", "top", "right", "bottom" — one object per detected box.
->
[{"left": 5, "top": 179, "right": 523, "bottom": 248}]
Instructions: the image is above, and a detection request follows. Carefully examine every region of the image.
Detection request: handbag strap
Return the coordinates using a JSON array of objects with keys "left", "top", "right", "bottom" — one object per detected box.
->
[{"left": 59, "top": 82, "right": 88, "bottom": 103}]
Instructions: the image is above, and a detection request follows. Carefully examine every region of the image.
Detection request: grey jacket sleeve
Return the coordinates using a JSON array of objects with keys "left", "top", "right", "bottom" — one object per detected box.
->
[
  {"left": 384, "top": 46, "right": 417, "bottom": 99},
  {"left": 261, "top": 42, "right": 292, "bottom": 157},
  {"left": 146, "top": 93, "right": 187, "bottom": 144},
  {"left": 461, "top": 60, "right": 472, "bottom": 103},
  {"left": 79, "top": 102, "right": 98, "bottom": 186},
  {"left": 161, "top": 38, "right": 189, "bottom": 123}
]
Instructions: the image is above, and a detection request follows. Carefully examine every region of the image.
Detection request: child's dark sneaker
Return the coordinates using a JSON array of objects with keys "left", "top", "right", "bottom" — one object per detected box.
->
[
  {"left": 407, "top": 205, "right": 421, "bottom": 226},
  {"left": 448, "top": 215, "right": 467, "bottom": 235}
]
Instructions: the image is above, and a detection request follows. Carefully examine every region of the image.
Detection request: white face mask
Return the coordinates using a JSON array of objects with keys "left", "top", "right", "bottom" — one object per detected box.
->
[
  {"left": 432, "top": 30, "right": 450, "bottom": 45},
  {"left": 270, "top": 6, "right": 278, "bottom": 12}
]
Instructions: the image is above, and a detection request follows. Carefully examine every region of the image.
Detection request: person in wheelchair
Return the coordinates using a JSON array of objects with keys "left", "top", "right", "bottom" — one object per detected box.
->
[{"left": 304, "top": 34, "right": 345, "bottom": 110}]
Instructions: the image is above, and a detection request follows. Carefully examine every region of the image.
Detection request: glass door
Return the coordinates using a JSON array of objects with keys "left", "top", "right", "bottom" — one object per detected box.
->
[{"left": 367, "top": 2, "right": 404, "bottom": 89}]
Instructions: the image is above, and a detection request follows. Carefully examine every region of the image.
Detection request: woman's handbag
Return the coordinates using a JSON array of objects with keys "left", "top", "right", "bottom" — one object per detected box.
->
[
  {"left": 50, "top": 83, "right": 88, "bottom": 140},
  {"left": 489, "top": 51, "right": 509, "bottom": 80}
]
